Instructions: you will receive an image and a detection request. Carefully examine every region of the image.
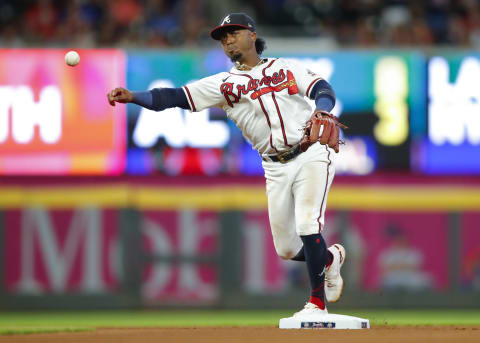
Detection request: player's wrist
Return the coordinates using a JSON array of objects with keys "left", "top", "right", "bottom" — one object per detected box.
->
[{"left": 132, "top": 91, "right": 152, "bottom": 106}]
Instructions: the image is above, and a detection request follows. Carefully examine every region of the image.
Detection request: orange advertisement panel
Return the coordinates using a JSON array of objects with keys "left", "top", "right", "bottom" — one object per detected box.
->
[{"left": 0, "top": 49, "right": 126, "bottom": 175}]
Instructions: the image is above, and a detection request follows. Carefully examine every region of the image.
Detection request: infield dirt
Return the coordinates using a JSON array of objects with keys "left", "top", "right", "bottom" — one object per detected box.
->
[{"left": 1, "top": 326, "right": 479, "bottom": 343}]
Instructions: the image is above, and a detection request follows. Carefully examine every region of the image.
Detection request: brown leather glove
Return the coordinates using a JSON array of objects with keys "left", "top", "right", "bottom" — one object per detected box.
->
[{"left": 300, "top": 110, "right": 348, "bottom": 153}]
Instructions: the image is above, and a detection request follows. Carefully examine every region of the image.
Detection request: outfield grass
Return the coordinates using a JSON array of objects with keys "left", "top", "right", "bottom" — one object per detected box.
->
[{"left": 0, "top": 309, "right": 479, "bottom": 335}]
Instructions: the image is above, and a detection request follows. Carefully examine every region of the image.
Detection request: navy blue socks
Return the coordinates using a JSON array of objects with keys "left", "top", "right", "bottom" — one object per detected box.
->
[{"left": 300, "top": 233, "right": 328, "bottom": 309}]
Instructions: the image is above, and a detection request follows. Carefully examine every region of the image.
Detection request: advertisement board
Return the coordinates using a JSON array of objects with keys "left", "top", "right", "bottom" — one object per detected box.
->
[
  {"left": 125, "top": 50, "right": 427, "bottom": 176},
  {"left": 2, "top": 178, "right": 479, "bottom": 307},
  {"left": 415, "top": 54, "right": 480, "bottom": 174},
  {"left": 0, "top": 49, "right": 126, "bottom": 175},
  {"left": 1, "top": 49, "right": 479, "bottom": 176},
  {"left": 4, "top": 206, "right": 219, "bottom": 304}
]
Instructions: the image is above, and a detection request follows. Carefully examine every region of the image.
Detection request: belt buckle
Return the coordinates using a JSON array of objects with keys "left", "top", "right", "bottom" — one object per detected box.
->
[{"left": 277, "top": 150, "right": 289, "bottom": 164}]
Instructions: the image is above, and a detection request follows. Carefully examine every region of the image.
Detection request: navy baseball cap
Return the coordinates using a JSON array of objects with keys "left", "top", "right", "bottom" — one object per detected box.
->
[{"left": 210, "top": 13, "right": 256, "bottom": 40}]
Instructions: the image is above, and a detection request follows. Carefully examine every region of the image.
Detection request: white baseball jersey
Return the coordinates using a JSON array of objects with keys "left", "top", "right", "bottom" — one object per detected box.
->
[
  {"left": 182, "top": 57, "right": 335, "bottom": 255},
  {"left": 182, "top": 57, "right": 323, "bottom": 155}
]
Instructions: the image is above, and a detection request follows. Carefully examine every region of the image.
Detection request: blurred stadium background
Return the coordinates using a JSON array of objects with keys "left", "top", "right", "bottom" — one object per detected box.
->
[{"left": 0, "top": 0, "right": 480, "bottom": 313}]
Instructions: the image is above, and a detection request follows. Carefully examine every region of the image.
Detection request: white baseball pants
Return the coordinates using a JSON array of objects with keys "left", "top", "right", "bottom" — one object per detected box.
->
[{"left": 262, "top": 142, "right": 335, "bottom": 260}]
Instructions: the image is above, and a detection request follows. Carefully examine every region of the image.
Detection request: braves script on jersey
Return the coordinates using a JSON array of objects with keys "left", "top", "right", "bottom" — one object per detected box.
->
[{"left": 182, "top": 58, "right": 322, "bottom": 155}]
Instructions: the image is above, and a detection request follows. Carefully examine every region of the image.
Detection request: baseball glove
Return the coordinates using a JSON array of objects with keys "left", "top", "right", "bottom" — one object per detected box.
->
[{"left": 300, "top": 110, "right": 347, "bottom": 153}]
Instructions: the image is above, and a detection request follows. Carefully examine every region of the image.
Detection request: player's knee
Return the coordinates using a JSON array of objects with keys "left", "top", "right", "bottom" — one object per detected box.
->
[
  {"left": 296, "top": 222, "right": 318, "bottom": 236},
  {"left": 275, "top": 246, "right": 296, "bottom": 260}
]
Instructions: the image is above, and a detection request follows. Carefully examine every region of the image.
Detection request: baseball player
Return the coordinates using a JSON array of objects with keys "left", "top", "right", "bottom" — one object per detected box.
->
[{"left": 108, "top": 13, "right": 345, "bottom": 319}]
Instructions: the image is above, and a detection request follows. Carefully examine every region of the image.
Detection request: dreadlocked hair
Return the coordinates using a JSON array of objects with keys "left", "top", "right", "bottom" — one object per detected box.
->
[{"left": 255, "top": 37, "right": 266, "bottom": 55}]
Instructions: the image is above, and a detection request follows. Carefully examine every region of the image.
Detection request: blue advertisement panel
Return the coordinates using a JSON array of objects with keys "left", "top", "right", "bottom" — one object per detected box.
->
[
  {"left": 125, "top": 50, "right": 427, "bottom": 176},
  {"left": 414, "top": 54, "right": 480, "bottom": 174}
]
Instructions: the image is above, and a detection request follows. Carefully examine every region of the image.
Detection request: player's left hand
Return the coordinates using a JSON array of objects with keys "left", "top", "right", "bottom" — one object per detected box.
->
[
  {"left": 300, "top": 110, "right": 348, "bottom": 153},
  {"left": 107, "top": 87, "right": 133, "bottom": 106}
]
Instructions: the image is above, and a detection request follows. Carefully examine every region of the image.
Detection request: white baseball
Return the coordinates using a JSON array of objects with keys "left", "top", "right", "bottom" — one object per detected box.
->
[{"left": 65, "top": 50, "right": 80, "bottom": 66}]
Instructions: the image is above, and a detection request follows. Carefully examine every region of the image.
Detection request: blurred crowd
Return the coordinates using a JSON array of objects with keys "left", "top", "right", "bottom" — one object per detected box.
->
[
  {"left": 1, "top": 0, "right": 480, "bottom": 48},
  {"left": 254, "top": 0, "right": 480, "bottom": 47},
  {"left": 0, "top": 0, "right": 215, "bottom": 47}
]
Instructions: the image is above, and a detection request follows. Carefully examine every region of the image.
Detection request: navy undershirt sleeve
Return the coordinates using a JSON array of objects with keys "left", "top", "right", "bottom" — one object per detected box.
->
[
  {"left": 132, "top": 88, "right": 190, "bottom": 111},
  {"left": 131, "top": 91, "right": 153, "bottom": 108},
  {"left": 309, "top": 79, "right": 336, "bottom": 112}
]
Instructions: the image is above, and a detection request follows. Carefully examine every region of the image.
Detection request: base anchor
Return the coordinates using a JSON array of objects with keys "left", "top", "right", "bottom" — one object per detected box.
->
[{"left": 279, "top": 313, "right": 370, "bottom": 329}]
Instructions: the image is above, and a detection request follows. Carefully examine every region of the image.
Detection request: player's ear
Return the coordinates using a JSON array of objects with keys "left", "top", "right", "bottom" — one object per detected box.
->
[{"left": 249, "top": 31, "right": 257, "bottom": 42}]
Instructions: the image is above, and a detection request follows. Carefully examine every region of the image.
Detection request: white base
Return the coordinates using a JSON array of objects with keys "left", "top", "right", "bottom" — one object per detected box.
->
[{"left": 279, "top": 313, "right": 370, "bottom": 329}]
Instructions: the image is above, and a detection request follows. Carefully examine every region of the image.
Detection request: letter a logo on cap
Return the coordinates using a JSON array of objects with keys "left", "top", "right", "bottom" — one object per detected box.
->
[{"left": 222, "top": 15, "right": 231, "bottom": 25}]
